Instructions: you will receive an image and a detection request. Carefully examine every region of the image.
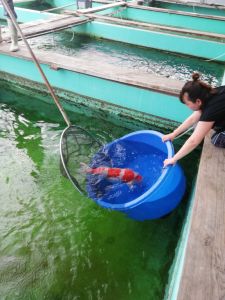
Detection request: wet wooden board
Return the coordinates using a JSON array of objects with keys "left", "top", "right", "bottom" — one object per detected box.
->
[
  {"left": 178, "top": 132, "right": 225, "bottom": 300},
  {"left": 77, "top": 1, "right": 126, "bottom": 14},
  {"left": 0, "top": 43, "right": 183, "bottom": 95}
]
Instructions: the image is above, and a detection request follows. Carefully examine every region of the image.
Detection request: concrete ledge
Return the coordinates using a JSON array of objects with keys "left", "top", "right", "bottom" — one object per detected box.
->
[{"left": 177, "top": 131, "right": 225, "bottom": 299}]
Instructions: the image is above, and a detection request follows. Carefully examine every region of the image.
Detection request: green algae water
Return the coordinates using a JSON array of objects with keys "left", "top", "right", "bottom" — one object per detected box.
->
[
  {"left": 26, "top": 31, "right": 223, "bottom": 85},
  {"left": 0, "top": 85, "right": 200, "bottom": 299}
]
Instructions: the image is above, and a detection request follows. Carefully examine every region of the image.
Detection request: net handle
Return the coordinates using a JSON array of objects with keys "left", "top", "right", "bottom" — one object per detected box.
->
[{"left": 1, "top": 0, "right": 71, "bottom": 127}]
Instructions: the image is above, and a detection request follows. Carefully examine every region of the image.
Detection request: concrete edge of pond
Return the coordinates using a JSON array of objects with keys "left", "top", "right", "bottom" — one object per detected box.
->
[{"left": 164, "top": 131, "right": 225, "bottom": 300}]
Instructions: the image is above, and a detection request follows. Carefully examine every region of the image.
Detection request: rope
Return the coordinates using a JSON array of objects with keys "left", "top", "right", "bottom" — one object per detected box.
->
[{"left": 1, "top": 0, "right": 71, "bottom": 127}]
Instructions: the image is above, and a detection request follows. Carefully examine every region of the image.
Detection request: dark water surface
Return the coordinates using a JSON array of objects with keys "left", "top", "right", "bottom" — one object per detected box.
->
[{"left": 0, "top": 87, "right": 200, "bottom": 299}]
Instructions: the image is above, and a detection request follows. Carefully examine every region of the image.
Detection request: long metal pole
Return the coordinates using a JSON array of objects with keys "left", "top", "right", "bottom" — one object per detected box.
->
[
  {"left": 44, "top": 2, "right": 76, "bottom": 12},
  {"left": 1, "top": 0, "right": 71, "bottom": 126}
]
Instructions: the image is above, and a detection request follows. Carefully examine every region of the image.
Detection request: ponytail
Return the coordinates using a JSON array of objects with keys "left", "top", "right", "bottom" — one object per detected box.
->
[{"left": 179, "top": 72, "right": 217, "bottom": 105}]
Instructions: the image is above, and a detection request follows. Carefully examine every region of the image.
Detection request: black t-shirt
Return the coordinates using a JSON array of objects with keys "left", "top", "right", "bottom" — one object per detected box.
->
[{"left": 200, "top": 86, "right": 225, "bottom": 130}]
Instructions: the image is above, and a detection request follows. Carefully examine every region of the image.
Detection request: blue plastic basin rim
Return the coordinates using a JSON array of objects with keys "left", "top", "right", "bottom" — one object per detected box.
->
[{"left": 96, "top": 130, "right": 174, "bottom": 210}]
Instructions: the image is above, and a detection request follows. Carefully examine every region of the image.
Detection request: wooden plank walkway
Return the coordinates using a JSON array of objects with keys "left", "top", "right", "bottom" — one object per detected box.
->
[
  {"left": 77, "top": 1, "right": 126, "bottom": 14},
  {"left": 0, "top": 43, "right": 183, "bottom": 95},
  {"left": 177, "top": 132, "right": 225, "bottom": 300},
  {"left": 1, "top": 14, "right": 91, "bottom": 41}
]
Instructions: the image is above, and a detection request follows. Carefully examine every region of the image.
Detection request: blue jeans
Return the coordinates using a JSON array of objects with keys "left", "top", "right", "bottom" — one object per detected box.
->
[{"left": 211, "top": 131, "right": 225, "bottom": 148}]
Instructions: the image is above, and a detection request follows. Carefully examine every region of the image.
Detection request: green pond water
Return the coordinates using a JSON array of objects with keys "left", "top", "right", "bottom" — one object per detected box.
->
[
  {"left": 24, "top": 30, "right": 224, "bottom": 85},
  {"left": 0, "top": 85, "right": 200, "bottom": 299}
]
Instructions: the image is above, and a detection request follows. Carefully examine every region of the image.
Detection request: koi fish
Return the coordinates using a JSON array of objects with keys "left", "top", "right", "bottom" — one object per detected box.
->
[{"left": 81, "top": 163, "right": 142, "bottom": 185}]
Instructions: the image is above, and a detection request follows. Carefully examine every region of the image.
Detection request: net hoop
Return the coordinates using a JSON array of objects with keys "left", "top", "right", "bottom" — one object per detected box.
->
[{"left": 60, "top": 125, "right": 102, "bottom": 195}]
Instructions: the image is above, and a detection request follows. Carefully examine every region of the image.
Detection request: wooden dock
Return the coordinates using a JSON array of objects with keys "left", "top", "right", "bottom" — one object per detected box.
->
[
  {"left": 0, "top": 43, "right": 183, "bottom": 95},
  {"left": 177, "top": 132, "right": 225, "bottom": 300}
]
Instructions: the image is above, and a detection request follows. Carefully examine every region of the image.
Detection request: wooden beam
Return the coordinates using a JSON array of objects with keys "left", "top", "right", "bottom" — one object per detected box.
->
[
  {"left": 0, "top": 43, "right": 183, "bottom": 96},
  {"left": 77, "top": 1, "right": 126, "bottom": 14}
]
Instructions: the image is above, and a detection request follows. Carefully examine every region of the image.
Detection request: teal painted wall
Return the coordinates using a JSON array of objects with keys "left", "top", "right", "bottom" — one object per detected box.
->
[
  {"left": 118, "top": 7, "right": 225, "bottom": 35},
  {"left": 0, "top": 53, "right": 191, "bottom": 123},
  {"left": 72, "top": 22, "right": 225, "bottom": 61}
]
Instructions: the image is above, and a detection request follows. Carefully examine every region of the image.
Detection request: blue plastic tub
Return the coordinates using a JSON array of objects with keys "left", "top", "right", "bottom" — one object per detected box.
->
[{"left": 87, "top": 130, "right": 186, "bottom": 221}]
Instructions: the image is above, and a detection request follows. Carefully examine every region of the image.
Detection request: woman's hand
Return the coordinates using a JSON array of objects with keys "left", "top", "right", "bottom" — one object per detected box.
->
[
  {"left": 163, "top": 157, "right": 177, "bottom": 168},
  {"left": 162, "top": 132, "right": 176, "bottom": 142}
]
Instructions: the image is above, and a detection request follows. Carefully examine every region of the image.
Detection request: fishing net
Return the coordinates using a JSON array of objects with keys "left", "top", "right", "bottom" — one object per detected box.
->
[{"left": 60, "top": 125, "right": 109, "bottom": 195}]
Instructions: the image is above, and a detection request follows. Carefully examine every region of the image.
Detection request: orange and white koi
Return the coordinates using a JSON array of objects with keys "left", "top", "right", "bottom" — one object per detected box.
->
[{"left": 81, "top": 163, "right": 142, "bottom": 184}]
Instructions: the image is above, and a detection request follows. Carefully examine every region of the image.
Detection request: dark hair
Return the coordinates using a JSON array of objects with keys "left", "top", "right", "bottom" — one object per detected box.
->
[{"left": 179, "top": 72, "right": 217, "bottom": 107}]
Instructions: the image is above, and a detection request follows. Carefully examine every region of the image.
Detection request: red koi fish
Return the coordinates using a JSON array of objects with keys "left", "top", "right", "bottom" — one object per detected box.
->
[{"left": 81, "top": 163, "right": 142, "bottom": 184}]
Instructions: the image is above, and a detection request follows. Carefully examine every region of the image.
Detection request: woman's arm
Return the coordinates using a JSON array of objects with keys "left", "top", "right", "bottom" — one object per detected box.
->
[
  {"left": 162, "top": 111, "right": 202, "bottom": 142},
  {"left": 163, "top": 121, "right": 214, "bottom": 167}
]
